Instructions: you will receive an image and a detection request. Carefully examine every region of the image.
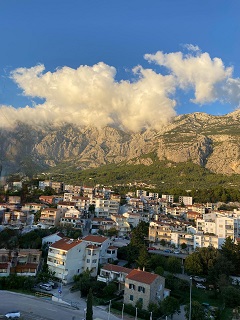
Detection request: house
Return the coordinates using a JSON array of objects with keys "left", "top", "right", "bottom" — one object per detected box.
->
[
  {"left": 0, "top": 249, "right": 42, "bottom": 276},
  {"left": 42, "top": 232, "right": 64, "bottom": 247},
  {"left": 124, "top": 269, "right": 165, "bottom": 310},
  {"left": 91, "top": 217, "right": 116, "bottom": 234},
  {"left": 97, "top": 263, "right": 132, "bottom": 290}
]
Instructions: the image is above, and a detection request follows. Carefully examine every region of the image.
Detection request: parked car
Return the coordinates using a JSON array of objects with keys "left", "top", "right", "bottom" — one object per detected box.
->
[
  {"left": 5, "top": 311, "right": 20, "bottom": 318},
  {"left": 193, "top": 276, "right": 206, "bottom": 282},
  {"left": 147, "top": 247, "right": 157, "bottom": 251},
  {"left": 164, "top": 249, "right": 171, "bottom": 253},
  {"left": 174, "top": 250, "right": 180, "bottom": 254},
  {"left": 196, "top": 283, "right": 206, "bottom": 289},
  {"left": 39, "top": 283, "right": 52, "bottom": 291}
]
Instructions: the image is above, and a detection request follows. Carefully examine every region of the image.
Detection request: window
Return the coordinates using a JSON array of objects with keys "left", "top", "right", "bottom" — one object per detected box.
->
[
  {"left": 87, "top": 259, "right": 90, "bottom": 263},
  {"left": 92, "top": 259, "right": 97, "bottom": 263},
  {"left": 129, "top": 283, "right": 135, "bottom": 290},
  {"left": 138, "top": 286, "right": 145, "bottom": 293},
  {"left": 130, "top": 295, "right": 133, "bottom": 301}
]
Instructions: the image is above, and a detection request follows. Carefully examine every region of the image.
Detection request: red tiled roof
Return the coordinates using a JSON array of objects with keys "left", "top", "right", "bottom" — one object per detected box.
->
[
  {"left": 126, "top": 269, "right": 158, "bottom": 285},
  {"left": 50, "top": 237, "right": 82, "bottom": 251},
  {"left": 108, "top": 246, "right": 117, "bottom": 249},
  {"left": 0, "top": 263, "right": 9, "bottom": 269},
  {"left": 15, "top": 263, "right": 38, "bottom": 270},
  {"left": 101, "top": 263, "right": 132, "bottom": 274},
  {"left": 58, "top": 201, "right": 76, "bottom": 206},
  {"left": 83, "top": 235, "right": 108, "bottom": 243}
]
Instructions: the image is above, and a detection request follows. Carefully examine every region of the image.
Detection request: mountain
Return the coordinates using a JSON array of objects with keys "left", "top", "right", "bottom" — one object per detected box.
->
[{"left": 1, "top": 111, "right": 240, "bottom": 177}]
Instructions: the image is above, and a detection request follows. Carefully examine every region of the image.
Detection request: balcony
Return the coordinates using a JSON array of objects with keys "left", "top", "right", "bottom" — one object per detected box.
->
[{"left": 97, "top": 275, "right": 109, "bottom": 283}]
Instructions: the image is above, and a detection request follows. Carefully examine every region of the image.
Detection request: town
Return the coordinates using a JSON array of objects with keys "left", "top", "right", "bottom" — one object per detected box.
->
[{"left": 0, "top": 178, "right": 240, "bottom": 320}]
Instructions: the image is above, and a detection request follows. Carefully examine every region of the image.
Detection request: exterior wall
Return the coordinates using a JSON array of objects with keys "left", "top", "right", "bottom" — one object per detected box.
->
[
  {"left": 84, "top": 247, "right": 100, "bottom": 277},
  {"left": 149, "top": 221, "right": 172, "bottom": 243},
  {"left": 179, "top": 196, "right": 193, "bottom": 206},
  {"left": 47, "top": 242, "right": 85, "bottom": 284},
  {"left": 124, "top": 275, "right": 165, "bottom": 310}
]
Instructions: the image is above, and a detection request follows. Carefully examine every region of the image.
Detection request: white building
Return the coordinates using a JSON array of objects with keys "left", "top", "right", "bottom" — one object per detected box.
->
[
  {"left": 179, "top": 196, "right": 193, "bottom": 206},
  {"left": 95, "top": 199, "right": 119, "bottom": 218}
]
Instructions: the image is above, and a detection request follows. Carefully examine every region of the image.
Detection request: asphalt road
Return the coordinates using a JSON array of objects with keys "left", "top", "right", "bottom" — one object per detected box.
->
[{"left": 0, "top": 291, "right": 122, "bottom": 320}]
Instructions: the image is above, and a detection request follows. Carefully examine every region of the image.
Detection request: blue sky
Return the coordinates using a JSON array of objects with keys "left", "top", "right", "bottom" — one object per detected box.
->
[{"left": 0, "top": 1, "right": 240, "bottom": 131}]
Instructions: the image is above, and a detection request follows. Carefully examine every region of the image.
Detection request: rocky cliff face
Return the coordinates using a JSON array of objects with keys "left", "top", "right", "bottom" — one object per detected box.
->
[{"left": 1, "top": 110, "right": 240, "bottom": 176}]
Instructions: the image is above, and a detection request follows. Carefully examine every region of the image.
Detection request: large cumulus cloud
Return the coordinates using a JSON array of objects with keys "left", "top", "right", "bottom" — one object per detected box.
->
[{"left": 0, "top": 46, "right": 239, "bottom": 132}]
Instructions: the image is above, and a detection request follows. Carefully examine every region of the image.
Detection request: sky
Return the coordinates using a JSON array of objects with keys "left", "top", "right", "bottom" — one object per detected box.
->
[{"left": 0, "top": 1, "right": 240, "bottom": 132}]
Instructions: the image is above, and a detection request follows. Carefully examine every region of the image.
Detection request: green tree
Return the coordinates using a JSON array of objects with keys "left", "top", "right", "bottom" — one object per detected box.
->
[
  {"left": 221, "top": 237, "right": 239, "bottom": 273},
  {"left": 181, "top": 243, "right": 187, "bottom": 250},
  {"left": 130, "top": 221, "right": 149, "bottom": 249},
  {"left": 135, "top": 247, "right": 150, "bottom": 271},
  {"left": 155, "top": 266, "right": 164, "bottom": 276},
  {"left": 184, "top": 301, "right": 205, "bottom": 320},
  {"left": 221, "top": 286, "right": 240, "bottom": 307},
  {"left": 149, "top": 254, "right": 167, "bottom": 271},
  {"left": 185, "top": 247, "right": 219, "bottom": 276},
  {"left": 43, "top": 186, "right": 55, "bottom": 195},
  {"left": 103, "top": 282, "right": 117, "bottom": 297},
  {"left": 86, "top": 288, "right": 93, "bottom": 320},
  {"left": 184, "top": 252, "right": 203, "bottom": 275},
  {"left": 166, "top": 257, "right": 182, "bottom": 274},
  {"left": 160, "top": 296, "right": 180, "bottom": 319}
]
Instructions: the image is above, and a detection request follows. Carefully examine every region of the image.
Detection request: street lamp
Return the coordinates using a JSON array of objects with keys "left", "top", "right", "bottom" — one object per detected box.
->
[
  {"left": 108, "top": 300, "right": 112, "bottom": 320},
  {"left": 121, "top": 303, "right": 124, "bottom": 320},
  {"left": 135, "top": 307, "right": 138, "bottom": 320},
  {"left": 84, "top": 307, "right": 86, "bottom": 320},
  {"left": 189, "top": 276, "right": 192, "bottom": 320}
]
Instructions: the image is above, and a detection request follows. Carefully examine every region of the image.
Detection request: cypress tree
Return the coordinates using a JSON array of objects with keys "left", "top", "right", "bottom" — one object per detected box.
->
[{"left": 86, "top": 288, "right": 93, "bottom": 320}]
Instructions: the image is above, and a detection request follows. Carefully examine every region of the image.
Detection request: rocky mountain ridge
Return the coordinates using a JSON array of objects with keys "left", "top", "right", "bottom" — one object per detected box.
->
[{"left": 1, "top": 110, "right": 240, "bottom": 176}]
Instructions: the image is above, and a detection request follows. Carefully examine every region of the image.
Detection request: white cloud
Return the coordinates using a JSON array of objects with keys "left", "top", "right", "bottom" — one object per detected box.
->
[
  {"left": 4, "top": 61, "right": 177, "bottom": 132},
  {"left": 144, "top": 50, "right": 234, "bottom": 104},
  {"left": 1, "top": 46, "right": 240, "bottom": 132},
  {"left": 183, "top": 44, "right": 201, "bottom": 52}
]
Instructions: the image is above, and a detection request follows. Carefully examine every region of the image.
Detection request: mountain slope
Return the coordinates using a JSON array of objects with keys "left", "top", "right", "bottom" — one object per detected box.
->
[{"left": 1, "top": 111, "right": 240, "bottom": 177}]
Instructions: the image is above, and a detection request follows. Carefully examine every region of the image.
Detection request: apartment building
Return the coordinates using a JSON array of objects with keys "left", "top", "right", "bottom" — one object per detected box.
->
[
  {"left": 149, "top": 221, "right": 172, "bottom": 243},
  {"left": 82, "top": 235, "right": 117, "bottom": 265},
  {"left": 95, "top": 199, "right": 119, "bottom": 218},
  {"left": 122, "top": 212, "right": 140, "bottom": 228},
  {"left": 110, "top": 214, "right": 131, "bottom": 236},
  {"left": 161, "top": 194, "right": 174, "bottom": 203},
  {"left": 215, "top": 216, "right": 234, "bottom": 245},
  {"left": 39, "top": 208, "right": 63, "bottom": 227},
  {"left": 60, "top": 208, "right": 84, "bottom": 230},
  {"left": 196, "top": 219, "right": 216, "bottom": 234},
  {"left": 194, "top": 234, "right": 219, "bottom": 249},
  {"left": 47, "top": 238, "right": 83, "bottom": 284},
  {"left": 179, "top": 196, "right": 193, "bottom": 206},
  {"left": 171, "top": 231, "right": 194, "bottom": 249}
]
